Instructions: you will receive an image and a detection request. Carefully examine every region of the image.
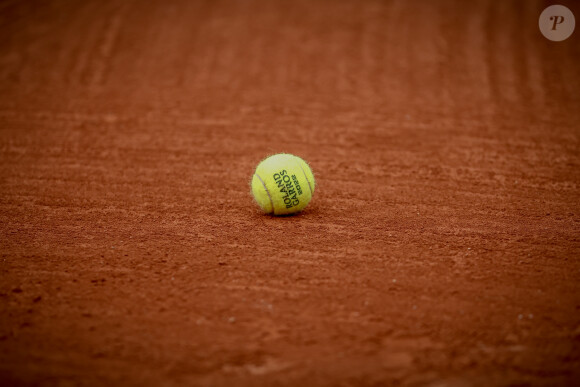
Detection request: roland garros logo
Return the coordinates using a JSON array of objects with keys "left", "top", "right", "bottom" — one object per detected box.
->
[{"left": 539, "top": 5, "right": 575, "bottom": 41}]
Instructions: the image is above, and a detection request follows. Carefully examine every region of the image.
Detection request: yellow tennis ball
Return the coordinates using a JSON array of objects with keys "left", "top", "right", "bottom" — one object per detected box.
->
[{"left": 251, "top": 153, "right": 315, "bottom": 215}]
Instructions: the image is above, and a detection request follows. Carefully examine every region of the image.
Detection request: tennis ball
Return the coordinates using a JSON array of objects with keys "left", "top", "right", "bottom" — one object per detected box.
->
[{"left": 251, "top": 153, "right": 315, "bottom": 215}]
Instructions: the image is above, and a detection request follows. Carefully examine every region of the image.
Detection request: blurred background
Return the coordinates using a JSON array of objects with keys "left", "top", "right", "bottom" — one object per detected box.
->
[{"left": 1, "top": 1, "right": 579, "bottom": 386}]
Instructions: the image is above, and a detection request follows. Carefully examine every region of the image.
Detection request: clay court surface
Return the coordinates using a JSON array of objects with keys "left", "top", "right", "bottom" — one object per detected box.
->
[{"left": 1, "top": 0, "right": 579, "bottom": 385}]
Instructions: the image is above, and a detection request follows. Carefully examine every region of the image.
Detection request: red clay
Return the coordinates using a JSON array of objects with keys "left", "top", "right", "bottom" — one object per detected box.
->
[{"left": 1, "top": 1, "right": 579, "bottom": 386}]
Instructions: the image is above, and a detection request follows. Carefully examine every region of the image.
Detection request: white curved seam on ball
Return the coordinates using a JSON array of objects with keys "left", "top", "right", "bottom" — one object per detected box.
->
[
  {"left": 295, "top": 157, "right": 313, "bottom": 196},
  {"left": 255, "top": 173, "right": 274, "bottom": 214}
]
